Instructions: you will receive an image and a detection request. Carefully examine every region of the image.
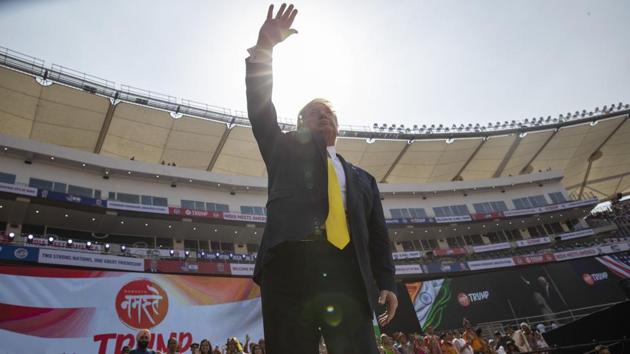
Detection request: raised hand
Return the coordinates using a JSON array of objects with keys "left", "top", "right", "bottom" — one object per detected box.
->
[{"left": 256, "top": 3, "right": 299, "bottom": 49}]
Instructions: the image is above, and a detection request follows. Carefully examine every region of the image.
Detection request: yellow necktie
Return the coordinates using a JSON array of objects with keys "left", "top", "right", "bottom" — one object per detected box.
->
[{"left": 326, "top": 157, "right": 350, "bottom": 249}]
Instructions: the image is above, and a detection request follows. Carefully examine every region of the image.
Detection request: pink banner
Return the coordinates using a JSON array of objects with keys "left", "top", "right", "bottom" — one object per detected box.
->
[
  {"left": 471, "top": 211, "right": 504, "bottom": 221},
  {"left": 168, "top": 207, "right": 224, "bottom": 219},
  {"left": 433, "top": 248, "right": 468, "bottom": 256},
  {"left": 513, "top": 253, "right": 556, "bottom": 265},
  {"left": 145, "top": 259, "right": 231, "bottom": 275}
]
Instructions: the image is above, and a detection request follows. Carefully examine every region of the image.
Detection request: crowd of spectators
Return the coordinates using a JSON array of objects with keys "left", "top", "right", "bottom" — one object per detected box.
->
[
  {"left": 587, "top": 195, "right": 630, "bottom": 232},
  {"left": 121, "top": 330, "right": 265, "bottom": 354}
]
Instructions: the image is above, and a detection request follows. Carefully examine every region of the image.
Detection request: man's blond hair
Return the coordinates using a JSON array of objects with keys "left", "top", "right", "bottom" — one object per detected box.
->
[{"left": 297, "top": 98, "right": 337, "bottom": 129}]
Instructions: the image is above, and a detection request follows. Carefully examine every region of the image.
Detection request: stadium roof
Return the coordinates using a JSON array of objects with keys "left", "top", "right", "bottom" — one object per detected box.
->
[{"left": 1, "top": 47, "right": 629, "bottom": 200}]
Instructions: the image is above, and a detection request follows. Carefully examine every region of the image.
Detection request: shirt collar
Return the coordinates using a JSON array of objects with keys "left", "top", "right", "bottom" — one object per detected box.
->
[{"left": 326, "top": 145, "right": 337, "bottom": 159}]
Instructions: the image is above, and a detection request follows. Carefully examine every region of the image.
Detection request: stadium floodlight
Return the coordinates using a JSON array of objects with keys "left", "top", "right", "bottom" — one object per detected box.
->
[
  {"left": 215, "top": 252, "right": 220, "bottom": 258},
  {"left": 185, "top": 250, "right": 190, "bottom": 258},
  {"left": 169, "top": 250, "right": 175, "bottom": 256},
  {"left": 121, "top": 245, "right": 127, "bottom": 252},
  {"left": 48, "top": 236, "right": 54, "bottom": 244},
  {"left": 229, "top": 253, "right": 234, "bottom": 259},
  {"left": 67, "top": 239, "right": 73, "bottom": 246},
  {"left": 27, "top": 234, "right": 34, "bottom": 242},
  {"left": 201, "top": 251, "right": 206, "bottom": 258},
  {"left": 8, "top": 232, "right": 15, "bottom": 241},
  {"left": 104, "top": 243, "right": 110, "bottom": 251},
  {"left": 86, "top": 241, "right": 92, "bottom": 248}
]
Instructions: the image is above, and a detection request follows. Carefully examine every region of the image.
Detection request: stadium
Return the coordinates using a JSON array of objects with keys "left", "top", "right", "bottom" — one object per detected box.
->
[{"left": 1, "top": 13, "right": 630, "bottom": 354}]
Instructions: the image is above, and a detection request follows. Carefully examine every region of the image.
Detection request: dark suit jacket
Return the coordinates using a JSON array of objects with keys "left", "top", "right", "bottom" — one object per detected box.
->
[{"left": 245, "top": 58, "right": 395, "bottom": 312}]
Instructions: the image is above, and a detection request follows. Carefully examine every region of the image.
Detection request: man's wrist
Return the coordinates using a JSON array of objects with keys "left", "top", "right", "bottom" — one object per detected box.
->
[{"left": 247, "top": 45, "right": 273, "bottom": 64}]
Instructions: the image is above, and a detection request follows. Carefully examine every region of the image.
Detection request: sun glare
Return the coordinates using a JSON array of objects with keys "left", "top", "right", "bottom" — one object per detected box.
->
[{"left": 272, "top": 20, "right": 356, "bottom": 127}]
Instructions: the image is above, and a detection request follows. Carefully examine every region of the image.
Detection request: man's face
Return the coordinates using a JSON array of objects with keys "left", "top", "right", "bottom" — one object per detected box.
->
[
  {"left": 168, "top": 339, "right": 178, "bottom": 352},
  {"left": 427, "top": 326, "right": 434, "bottom": 335},
  {"left": 138, "top": 333, "right": 150, "bottom": 348},
  {"left": 300, "top": 102, "right": 338, "bottom": 143}
]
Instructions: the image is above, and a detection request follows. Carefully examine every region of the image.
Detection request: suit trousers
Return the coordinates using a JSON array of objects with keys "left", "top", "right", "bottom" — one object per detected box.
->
[{"left": 260, "top": 240, "right": 379, "bottom": 354}]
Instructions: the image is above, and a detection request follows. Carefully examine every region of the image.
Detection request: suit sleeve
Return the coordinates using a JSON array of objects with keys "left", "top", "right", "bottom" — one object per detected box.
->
[
  {"left": 245, "top": 56, "right": 282, "bottom": 167},
  {"left": 367, "top": 175, "right": 396, "bottom": 293}
]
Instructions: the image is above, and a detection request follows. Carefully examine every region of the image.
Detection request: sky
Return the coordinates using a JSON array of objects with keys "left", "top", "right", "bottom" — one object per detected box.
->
[{"left": 1, "top": 0, "right": 629, "bottom": 129}]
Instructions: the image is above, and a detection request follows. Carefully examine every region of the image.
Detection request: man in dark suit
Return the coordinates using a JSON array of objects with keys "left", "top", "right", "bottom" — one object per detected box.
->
[{"left": 245, "top": 4, "right": 397, "bottom": 354}]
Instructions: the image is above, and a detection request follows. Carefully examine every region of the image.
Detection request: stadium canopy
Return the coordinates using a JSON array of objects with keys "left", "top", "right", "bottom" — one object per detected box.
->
[{"left": 0, "top": 47, "right": 629, "bottom": 201}]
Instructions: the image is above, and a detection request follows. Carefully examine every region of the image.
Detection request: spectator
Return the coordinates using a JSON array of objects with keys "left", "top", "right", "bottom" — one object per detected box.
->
[
  {"left": 504, "top": 341, "right": 520, "bottom": 354},
  {"left": 129, "top": 329, "right": 157, "bottom": 354},
  {"left": 512, "top": 323, "right": 535, "bottom": 353},
  {"left": 226, "top": 337, "right": 245, "bottom": 354},
  {"left": 166, "top": 338, "right": 179, "bottom": 354},
  {"left": 535, "top": 323, "right": 546, "bottom": 334},
  {"left": 452, "top": 331, "right": 473, "bottom": 354},
  {"left": 532, "top": 328, "right": 549, "bottom": 353},
  {"left": 462, "top": 320, "right": 486, "bottom": 354},
  {"left": 423, "top": 326, "right": 442, "bottom": 354},
  {"left": 395, "top": 332, "right": 414, "bottom": 354},
  {"left": 412, "top": 333, "right": 430, "bottom": 354},
  {"left": 594, "top": 344, "right": 612, "bottom": 354},
  {"left": 258, "top": 339, "right": 265, "bottom": 353},
  {"left": 493, "top": 331, "right": 510, "bottom": 352},
  {"left": 440, "top": 332, "right": 457, "bottom": 354},
  {"left": 380, "top": 334, "right": 398, "bottom": 354},
  {"left": 122, "top": 346, "right": 131, "bottom": 354},
  {"left": 190, "top": 343, "right": 200, "bottom": 354},
  {"left": 251, "top": 344, "right": 265, "bottom": 354},
  {"left": 199, "top": 339, "right": 212, "bottom": 354}
]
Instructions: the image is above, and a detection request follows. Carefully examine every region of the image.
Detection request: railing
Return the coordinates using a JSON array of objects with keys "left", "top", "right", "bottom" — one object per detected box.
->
[
  {"left": 472, "top": 302, "right": 622, "bottom": 338},
  {"left": 0, "top": 45, "right": 628, "bottom": 139}
]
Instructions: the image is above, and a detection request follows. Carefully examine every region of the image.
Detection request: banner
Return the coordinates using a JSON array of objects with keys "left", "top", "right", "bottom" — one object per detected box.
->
[
  {"left": 435, "top": 215, "right": 472, "bottom": 223},
  {"left": 0, "top": 244, "right": 39, "bottom": 262},
  {"left": 406, "top": 253, "right": 629, "bottom": 332},
  {"left": 467, "top": 257, "right": 515, "bottom": 270},
  {"left": 0, "top": 264, "right": 262, "bottom": 354},
  {"left": 433, "top": 248, "right": 468, "bottom": 257},
  {"left": 222, "top": 213, "right": 267, "bottom": 223},
  {"left": 513, "top": 253, "right": 556, "bottom": 265},
  {"left": 168, "top": 207, "right": 223, "bottom": 219},
  {"left": 516, "top": 236, "right": 551, "bottom": 248},
  {"left": 386, "top": 217, "right": 435, "bottom": 225},
  {"left": 106, "top": 200, "right": 169, "bottom": 214},
  {"left": 471, "top": 212, "right": 504, "bottom": 221},
  {"left": 472, "top": 242, "right": 511, "bottom": 253},
  {"left": 38, "top": 189, "right": 105, "bottom": 207},
  {"left": 0, "top": 182, "right": 37, "bottom": 196},
  {"left": 395, "top": 264, "right": 423, "bottom": 275},
  {"left": 423, "top": 261, "right": 468, "bottom": 274},
  {"left": 38, "top": 248, "right": 144, "bottom": 272},
  {"left": 558, "top": 228, "right": 595, "bottom": 241},
  {"left": 230, "top": 263, "right": 256, "bottom": 276},
  {"left": 554, "top": 247, "right": 599, "bottom": 261},
  {"left": 503, "top": 198, "right": 598, "bottom": 217},
  {"left": 146, "top": 259, "right": 230, "bottom": 275},
  {"left": 392, "top": 251, "right": 422, "bottom": 260},
  {"left": 598, "top": 243, "right": 630, "bottom": 255}
]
